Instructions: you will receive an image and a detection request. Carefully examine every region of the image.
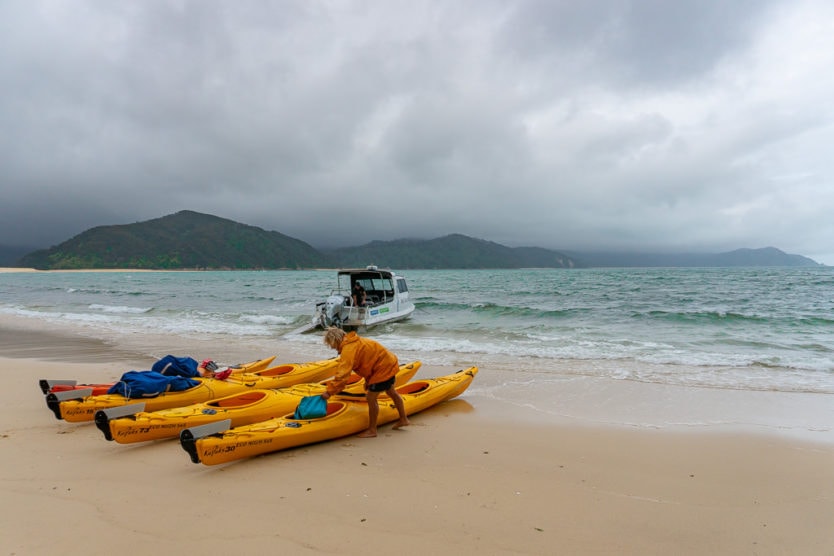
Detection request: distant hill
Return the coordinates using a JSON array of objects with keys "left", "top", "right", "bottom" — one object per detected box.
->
[
  {"left": 18, "top": 211, "right": 329, "bottom": 270},
  {"left": 566, "top": 247, "right": 821, "bottom": 268},
  {"left": 0, "top": 244, "right": 37, "bottom": 267},
  {"left": 11, "top": 210, "right": 823, "bottom": 270},
  {"left": 325, "top": 234, "right": 577, "bottom": 269}
]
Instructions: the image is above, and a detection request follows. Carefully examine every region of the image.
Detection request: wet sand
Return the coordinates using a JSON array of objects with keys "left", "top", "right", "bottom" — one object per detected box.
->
[{"left": 1, "top": 326, "right": 833, "bottom": 554}]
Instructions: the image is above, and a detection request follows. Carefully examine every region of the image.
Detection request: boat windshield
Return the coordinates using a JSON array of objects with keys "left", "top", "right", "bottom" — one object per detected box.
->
[{"left": 338, "top": 272, "right": 395, "bottom": 304}]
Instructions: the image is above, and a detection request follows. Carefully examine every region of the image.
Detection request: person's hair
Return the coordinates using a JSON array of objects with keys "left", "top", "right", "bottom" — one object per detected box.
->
[{"left": 323, "top": 327, "right": 346, "bottom": 349}]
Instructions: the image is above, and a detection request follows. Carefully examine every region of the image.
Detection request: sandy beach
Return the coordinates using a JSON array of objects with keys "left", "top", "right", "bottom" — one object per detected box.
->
[{"left": 1, "top": 327, "right": 833, "bottom": 555}]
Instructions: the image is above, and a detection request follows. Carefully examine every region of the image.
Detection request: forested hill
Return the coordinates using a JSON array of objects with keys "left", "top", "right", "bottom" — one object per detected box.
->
[
  {"left": 12, "top": 210, "right": 822, "bottom": 270},
  {"left": 324, "top": 234, "right": 576, "bottom": 269},
  {"left": 566, "top": 247, "right": 821, "bottom": 268},
  {"left": 0, "top": 244, "right": 36, "bottom": 267},
  {"left": 16, "top": 212, "right": 577, "bottom": 270},
  {"left": 18, "top": 211, "right": 329, "bottom": 270}
]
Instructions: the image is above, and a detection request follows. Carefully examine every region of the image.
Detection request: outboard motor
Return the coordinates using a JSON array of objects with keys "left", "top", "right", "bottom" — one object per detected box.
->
[{"left": 322, "top": 294, "right": 347, "bottom": 328}]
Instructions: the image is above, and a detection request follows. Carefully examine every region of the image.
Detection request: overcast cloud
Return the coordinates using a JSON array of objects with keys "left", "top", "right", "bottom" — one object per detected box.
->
[{"left": 2, "top": 0, "right": 833, "bottom": 263}]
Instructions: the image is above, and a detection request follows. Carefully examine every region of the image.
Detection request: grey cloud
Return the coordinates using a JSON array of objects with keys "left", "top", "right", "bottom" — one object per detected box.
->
[{"left": 1, "top": 0, "right": 833, "bottom": 264}]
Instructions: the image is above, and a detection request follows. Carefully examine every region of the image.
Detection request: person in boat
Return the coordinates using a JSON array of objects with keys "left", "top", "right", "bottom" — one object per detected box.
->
[
  {"left": 352, "top": 282, "right": 367, "bottom": 307},
  {"left": 321, "top": 327, "right": 410, "bottom": 438}
]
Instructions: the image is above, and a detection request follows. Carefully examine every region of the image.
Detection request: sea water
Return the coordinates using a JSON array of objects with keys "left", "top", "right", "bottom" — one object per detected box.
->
[
  {"left": 1, "top": 268, "right": 832, "bottom": 392},
  {"left": 2, "top": 267, "right": 832, "bottom": 438}
]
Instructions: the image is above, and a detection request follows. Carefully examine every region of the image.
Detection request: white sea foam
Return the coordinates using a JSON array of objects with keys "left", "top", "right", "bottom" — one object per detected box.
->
[
  {"left": 89, "top": 303, "right": 152, "bottom": 314},
  {"left": 239, "top": 313, "right": 293, "bottom": 326}
]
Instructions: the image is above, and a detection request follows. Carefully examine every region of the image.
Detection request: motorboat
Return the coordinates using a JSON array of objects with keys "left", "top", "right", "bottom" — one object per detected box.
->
[{"left": 291, "top": 266, "right": 415, "bottom": 333}]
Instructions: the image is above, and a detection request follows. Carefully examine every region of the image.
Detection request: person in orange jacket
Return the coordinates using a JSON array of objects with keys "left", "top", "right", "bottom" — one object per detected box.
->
[{"left": 321, "top": 327, "right": 410, "bottom": 437}]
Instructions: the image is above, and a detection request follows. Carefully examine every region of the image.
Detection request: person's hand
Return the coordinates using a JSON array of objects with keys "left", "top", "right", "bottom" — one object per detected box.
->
[{"left": 322, "top": 392, "right": 331, "bottom": 400}]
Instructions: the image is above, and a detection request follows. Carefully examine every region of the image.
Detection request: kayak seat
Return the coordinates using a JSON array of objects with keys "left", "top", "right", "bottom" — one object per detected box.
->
[
  {"left": 325, "top": 402, "right": 343, "bottom": 415},
  {"left": 213, "top": 391, "right": 268, "bottom": 407},
  {"left": 396, "top": 382, "right": 429, "bottom": 395},
  {"left": 258, "top": 365, "right": 294, "bottom": 377}
]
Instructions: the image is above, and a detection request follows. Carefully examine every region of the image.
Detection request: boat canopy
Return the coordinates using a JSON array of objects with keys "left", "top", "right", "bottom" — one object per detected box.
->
[{"left": 335, "top": 268, "right": 400, "bottom": 305}]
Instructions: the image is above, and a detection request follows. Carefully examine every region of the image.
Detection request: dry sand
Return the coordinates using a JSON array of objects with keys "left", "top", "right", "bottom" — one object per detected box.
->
[{"left": 1, "top": 329, "right": 833, "bottom": 555}]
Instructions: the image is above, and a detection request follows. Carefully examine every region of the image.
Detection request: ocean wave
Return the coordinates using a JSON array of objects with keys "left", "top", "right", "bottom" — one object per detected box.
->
[
  {"left": 418, "top": 300, "right": 577, "bottom": 321},
  {"left": 239, "top": 313, "right": 294, "bottom": 326},
  {"left": 2, "top": 267, "right": 833, "bottom": 395},
  {"left": 89, "top": 303, "right": 152, "bottom": 314},
  {"left": 127, "top": 315, "right": 278, "bottom": 337},
  {"left": 67, "top": 286, "right": 151, "bottom": 297},
  {"left": 642, "top": 310, "right": 770, "bottom": 324}
]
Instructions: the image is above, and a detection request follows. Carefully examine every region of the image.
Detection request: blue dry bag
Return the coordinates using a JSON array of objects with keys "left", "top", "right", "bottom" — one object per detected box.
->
[{"left": 294, "top": 395, "right": 327, "bottom": 419}]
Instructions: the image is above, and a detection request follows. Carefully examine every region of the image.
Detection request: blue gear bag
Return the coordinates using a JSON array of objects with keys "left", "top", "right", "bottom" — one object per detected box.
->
[{"left": 293, "top": 395, "right": 327, "bottom": 419}]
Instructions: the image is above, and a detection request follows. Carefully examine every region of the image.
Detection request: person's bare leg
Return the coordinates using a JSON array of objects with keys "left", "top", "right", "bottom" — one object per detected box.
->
[
  {"left": 387, "top": 387, "right": 410, "bottom": 429},
  {"left": 358, "top": 391, "right": 380, "bottom": 437}
]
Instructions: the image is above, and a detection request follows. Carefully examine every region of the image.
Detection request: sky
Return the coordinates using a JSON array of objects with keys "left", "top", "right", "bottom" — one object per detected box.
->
[{"left": 2, "top": 1, "right": 833, "bottom": 264}]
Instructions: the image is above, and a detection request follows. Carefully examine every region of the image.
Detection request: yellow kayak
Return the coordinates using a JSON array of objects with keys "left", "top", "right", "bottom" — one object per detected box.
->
[
  {"left": 96, "top": 361, "right": 422, "bottom": 443},
  {"left": 181, "top": 367, "right": 478, "bottom": 466},
  {"left": 39, "top": 355, "right": 277, "bottom": 396},
  {"left": 47, "top": 357, "right": 339, "bottom": 422}
]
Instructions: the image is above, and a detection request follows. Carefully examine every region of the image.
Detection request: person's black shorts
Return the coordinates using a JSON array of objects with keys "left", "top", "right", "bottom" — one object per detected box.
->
[{"left": 367, "top": 376, "right": 396, "bottom": 393}]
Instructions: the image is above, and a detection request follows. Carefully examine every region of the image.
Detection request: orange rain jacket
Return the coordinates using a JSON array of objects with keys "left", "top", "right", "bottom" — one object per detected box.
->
[{"left": 325, "top": 331, "right": 399, "bottom": 395}]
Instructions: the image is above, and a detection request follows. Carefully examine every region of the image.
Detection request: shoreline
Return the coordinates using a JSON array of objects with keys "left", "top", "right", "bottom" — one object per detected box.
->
[
  {"left": 0, "top": 267, "right": 339, "bottom": 273},
  {"left": 1, "top": 326, "right": 833, "bottom": 553},
  {"left": 0, "top": 267, "right": 188, "bottom": 273},
  {"left": 2, "top": 320, "right": 832, "bottom": 445}
]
